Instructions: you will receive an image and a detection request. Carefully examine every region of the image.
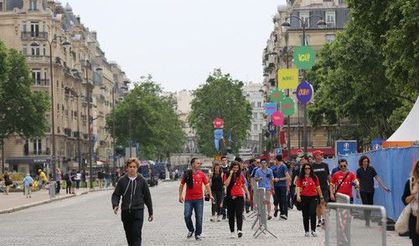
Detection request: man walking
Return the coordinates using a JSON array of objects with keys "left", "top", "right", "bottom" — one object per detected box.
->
[
  {"left": 312, "top": 150, "right": 330, "bottom": 227},
  {"left": 179, "top": 158, "right": 213, "bottom": 241},
  {"left": 112, "top": 158, "right": 153, "bottom": 246},
  {"left": 254, "top": 159, "right": 274, "bottom": 220},
  {"left": 272, "top": 155, "right": 290, "bottom": 220}
]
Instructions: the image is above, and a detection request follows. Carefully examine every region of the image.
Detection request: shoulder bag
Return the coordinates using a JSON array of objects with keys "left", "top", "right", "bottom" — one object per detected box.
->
[{"left": 395, "top": 177, "right": 413, "bottom": 234}]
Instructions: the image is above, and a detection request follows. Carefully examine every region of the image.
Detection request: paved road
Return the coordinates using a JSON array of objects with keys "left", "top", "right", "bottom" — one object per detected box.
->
[{"left": 0, "top": 181, "right": 410, "bottom": 245}]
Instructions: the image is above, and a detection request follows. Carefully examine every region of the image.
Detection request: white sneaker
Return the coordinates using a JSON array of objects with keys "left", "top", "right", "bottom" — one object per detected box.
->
[
  {"left": 230, "top": 232, "right": 235, "bottom": 238},
  {"left": 311, "top": 231, "right": 317, "bottom": 237},
  {"left": 305, "top": 232, "right": 310, "bottom": 237}
]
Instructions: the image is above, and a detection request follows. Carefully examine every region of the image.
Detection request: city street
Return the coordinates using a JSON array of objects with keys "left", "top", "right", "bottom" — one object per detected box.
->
[{"left": 0, "top": 181, "right": 410, "bottom": 246}]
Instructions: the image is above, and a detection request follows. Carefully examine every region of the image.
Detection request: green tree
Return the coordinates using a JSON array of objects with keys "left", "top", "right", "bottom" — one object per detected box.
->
[
  {"left": 307, "top": 0, "right": 418, "bottom": 145},
  {"left": 188, "top": 69, "right": 252, "bottom": 156},
  {"left": 106, "top": 76, "right": 185, "bottom": 160},
  {"left": 0, "top": 41, "right": 50, "bottom": 172}
]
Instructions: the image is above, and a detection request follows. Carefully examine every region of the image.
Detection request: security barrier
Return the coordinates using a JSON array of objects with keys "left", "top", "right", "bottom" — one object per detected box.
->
[
  {"left": 325, "top": 203, "right": 387, "bottom": 246},
  {"left": 252, "top": 187, "right": 277, "bottom": 238}
]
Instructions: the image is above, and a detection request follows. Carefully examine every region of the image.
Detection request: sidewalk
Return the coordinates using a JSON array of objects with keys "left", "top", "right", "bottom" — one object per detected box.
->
[{"left": 0, "top": 187, "right": 109, "bottom": 214}]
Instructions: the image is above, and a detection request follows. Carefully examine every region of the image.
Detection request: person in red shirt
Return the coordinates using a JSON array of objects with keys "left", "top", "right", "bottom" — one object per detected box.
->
[
  {"left": 330, "top": 159, "right": 360, "bottom": 203},
  {"left": 179, "top": 158, "right": 213, "bottom": 241},
  {"left": 296, "top": 163, "right": 324, "bottom": 237},
  {"left": 224, "top": 161, "right": 250, "bottom": 239}
]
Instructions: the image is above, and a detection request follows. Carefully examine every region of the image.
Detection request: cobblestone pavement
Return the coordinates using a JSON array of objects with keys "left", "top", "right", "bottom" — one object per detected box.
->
[{"left": 0, "top": 181, "right": 410, "bottom": 246}]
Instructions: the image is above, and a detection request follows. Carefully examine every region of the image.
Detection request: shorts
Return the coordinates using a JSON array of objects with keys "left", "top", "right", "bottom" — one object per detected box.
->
[{"left": 318, "top": 187, "right": 330, "bottom": 204}]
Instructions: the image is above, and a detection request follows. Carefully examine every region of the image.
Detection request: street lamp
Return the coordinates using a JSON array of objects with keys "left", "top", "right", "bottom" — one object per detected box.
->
[
  {"left": 281, "top": 15, "right": 326, "bottom": 154},
  {"left": 48, "top": 37, "right": 70, "bottom": 181}
]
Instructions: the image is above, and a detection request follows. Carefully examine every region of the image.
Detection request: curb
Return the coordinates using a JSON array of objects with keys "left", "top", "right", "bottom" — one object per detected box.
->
[{"left": 0, "top": 188, "right": 107, "bottom": 215}]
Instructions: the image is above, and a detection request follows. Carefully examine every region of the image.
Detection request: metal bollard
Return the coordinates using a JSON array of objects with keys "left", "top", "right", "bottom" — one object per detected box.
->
[{"left": 49, "top": 181, "right": 56, "bottom": 199}]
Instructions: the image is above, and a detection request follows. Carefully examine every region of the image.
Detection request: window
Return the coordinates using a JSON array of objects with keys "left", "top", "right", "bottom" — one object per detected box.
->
[
  {"left": 0, "top": 2, "right": 3, "bottom": 12},
  {"left": 33, "top": 138, "right": 42, "bottom": 155},
  {"left": 253, "top": 113, "right": 257, "bottom": 119},
  {"left": 257, "top": 102, "right": 262, "bottom": 107},
  {"left": 30, "top": 0, "right": 37, "bottom": 11},
  {"left": 30, "top": 22, "right": 39, "bottom": 37},
  {"left": 32, "top": 69, "right": 41, "bottom": 85},
  {"left": 325, "top": 34, "right": 336, "bottom": 43},
  {"left": 326, "top": 11, "right": 336, "bottom": 27},
  {"left": 22, "top": 45, "right": 27, "bottom": 55},
  {"left": 31, "top": 43, "right": 40, "bottom": 56},
  {"left": 299, "top": 11, "right": 309, "bottom": 28},
  {"left": 253, "top": 124, "right": 258, "bottom": 131}
]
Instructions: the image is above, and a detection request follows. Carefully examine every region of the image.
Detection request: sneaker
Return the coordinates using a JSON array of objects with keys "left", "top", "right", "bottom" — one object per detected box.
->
[
  {"left": 280, "top": 214, "right": 288, "bottom": 220},
  {"left": 321, "top": 219, "right": 325, "bottom": 226},
  {"left": 186, "top": 231, "right": 194, "bottom": 239},
  {"left": 267, "top": 215, "right": 272, "bottom": 220},
  {"left": 217, "top": 216, "right": 221, "bottom": 222},
  {"left": 238, "top": 231, "right": 243, "bottom": 238},
  {"left": 210, "top": 216, "right": 215, "bottom": 222},
  {"left": 316, "top": 220, "right": 322, "bottom": 227},
  {"left": 311, "top": 231, "right": 317, "bottom": 237},
  {"left": 230, "top": 232, "right": 236, "bottom": 238},
  {"left": 274, "top": 209, "right": 279, "bottom": 217},
  {"left": 305, "top": 232, "right": 310, "bottom": 237},
  {"left": 195, "top": 235, "right": 202, "bottom": 241},
  {"left": 222, "top": 214, "right": 226, "bottom": 220}
]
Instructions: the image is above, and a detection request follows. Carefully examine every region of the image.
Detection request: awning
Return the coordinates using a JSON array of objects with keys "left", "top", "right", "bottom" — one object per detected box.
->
[{"left": 6, "top": 156, "right": 50, "bottom": 165}]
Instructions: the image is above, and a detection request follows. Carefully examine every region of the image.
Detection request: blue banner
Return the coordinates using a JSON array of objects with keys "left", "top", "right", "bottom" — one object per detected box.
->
[{"left": 336, "top": 140, "right": 357, "bottom": 156}]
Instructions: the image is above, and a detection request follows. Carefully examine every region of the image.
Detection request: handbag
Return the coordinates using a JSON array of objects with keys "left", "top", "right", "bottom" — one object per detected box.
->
[
  {"left": 395, "top": 203, "right": 411, "bottom": 234},
  {"left": 293, "top": 195, "right": 303, "bottom": 211}
]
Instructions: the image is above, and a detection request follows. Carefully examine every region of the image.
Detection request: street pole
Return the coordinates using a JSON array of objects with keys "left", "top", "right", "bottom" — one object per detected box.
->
[
  {"left": 284, "top": 32, "right": 291, "bottom": 159},
  {"left": 128, "top": 115, "right": 132, "bottom": 157},
  {"left": 112, "top": 85, "right": 116, "bottom": 168},
  {"left": 49, "top": 41, "right": 57, "bottom": 181},
  {"left": 86, "top": 62, "right": 93, "bottom": 189},
  {"left": 302, "top": 20, "right": 308, "bottom": 154},
  {"left": 1, "top": 139, "right": 4, "bottom": 173},
  {"left": 76, "top": 93, "right": 81, "bottom": 171}
]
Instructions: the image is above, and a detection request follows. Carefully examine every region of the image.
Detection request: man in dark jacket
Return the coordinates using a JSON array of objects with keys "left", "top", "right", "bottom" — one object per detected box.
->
[{"left": 112, "top": 158, "right": 153, "bottom": 246}]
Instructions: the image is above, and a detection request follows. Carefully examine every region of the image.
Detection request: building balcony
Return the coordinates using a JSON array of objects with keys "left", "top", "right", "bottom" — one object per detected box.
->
[
  {"left": 33, "top": 79, "right": 50, "bottom": 87},
  {"left": 26, "top": 55, "right": 50, "bottom": 64},
  {"left": 21, "top": 32, "right": 48, "bottom": 41}
]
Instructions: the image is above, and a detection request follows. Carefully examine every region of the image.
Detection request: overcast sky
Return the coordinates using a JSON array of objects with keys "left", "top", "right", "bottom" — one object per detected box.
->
[{"left": 64, "top": 0, "right": 286, "bottom": 92}]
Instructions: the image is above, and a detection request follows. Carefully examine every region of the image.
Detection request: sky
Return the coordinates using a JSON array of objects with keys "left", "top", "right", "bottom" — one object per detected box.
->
[{"left": 64, "top": 0, "right": 286, "bottom": 92}]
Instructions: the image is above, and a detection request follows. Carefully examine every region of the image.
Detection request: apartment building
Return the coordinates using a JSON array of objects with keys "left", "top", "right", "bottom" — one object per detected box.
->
[
  {"left": 262, "top": 0, "right": 349, "bottom": 157},
  {"left": 0, "top": 0, "right": 130, "bottom": 174}
]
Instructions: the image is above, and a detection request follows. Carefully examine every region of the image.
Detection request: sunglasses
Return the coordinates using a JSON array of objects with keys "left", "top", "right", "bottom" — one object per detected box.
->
[
  {"left": 340, "top": 165, "right": 347, "bottom": 168},
  {"left": 304, "top": 167, "right": 311, "bottom": 170}
]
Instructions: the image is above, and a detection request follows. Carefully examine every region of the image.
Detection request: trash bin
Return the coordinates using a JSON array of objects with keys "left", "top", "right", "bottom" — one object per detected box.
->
[{"left": 49, "top": 181, "right": 56, "bottom": 199}]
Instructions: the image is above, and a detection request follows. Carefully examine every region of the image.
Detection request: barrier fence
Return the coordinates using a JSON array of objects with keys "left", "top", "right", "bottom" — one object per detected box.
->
[
  {"left": 326, "top": 203, "right": 387, "bottom": 246},
  {"left": 251, "top": 187, "right": 277, "bottom": 238}
]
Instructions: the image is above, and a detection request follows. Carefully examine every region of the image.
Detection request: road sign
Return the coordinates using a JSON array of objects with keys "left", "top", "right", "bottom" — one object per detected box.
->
[
  {"left": 213, "top": 118, "right": 224, "bottom": 129},
  {"left": 293, "top": 46, "right": 316, "bottom": 70},
  {"left": 267, "top": 121, "right": 276, "bottom": 135}
]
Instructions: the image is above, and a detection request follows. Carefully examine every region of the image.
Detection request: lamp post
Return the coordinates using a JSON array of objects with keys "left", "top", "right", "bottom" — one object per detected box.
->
[
  {"left": 48, "top": 37, "right": 70, "bottom": 181},
  {"left": 281, "top": 15, "right": 326, "bottom": 154},
  {"left": 112, "top": 84, "right": 116, "bottom": 168}
]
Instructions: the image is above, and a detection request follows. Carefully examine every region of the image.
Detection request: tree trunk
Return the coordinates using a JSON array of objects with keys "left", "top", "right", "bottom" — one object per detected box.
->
[{"left": 1, "top": 138, "right": 4, "bottom": 173}]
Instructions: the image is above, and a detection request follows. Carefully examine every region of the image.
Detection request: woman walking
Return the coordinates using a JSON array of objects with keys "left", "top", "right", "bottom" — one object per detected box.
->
[
  {"left": 402, "top": 160, "right": 419, "bottom": 246},
  {"left": 224, "top": 161, "right": 250, "bottom": 238},
  {"left": 296, "top": 163, "right": 323, "bottom": 237},
  {"left": 357, "top": 155, "right": 390, "bottom": 226},
  {"left": 3, "top": 171, "right": 12, "bottom": 195},
  {"left": 210, "top": 162, "right": 224, "bottom": 222}
]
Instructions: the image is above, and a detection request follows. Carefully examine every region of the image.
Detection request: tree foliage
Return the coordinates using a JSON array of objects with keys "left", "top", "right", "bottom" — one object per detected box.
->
[
  {"left": 188, "top": 69, "right": 252, "bottom": 156},
  {"left": 106, "top": 76, "right": 186, "bottom": 160},
  {"left": 308, "top": 0, "right": 418, "bottom": 144},
  {"left": 0, "top": 41, "right": 49, "bottom": 141}
]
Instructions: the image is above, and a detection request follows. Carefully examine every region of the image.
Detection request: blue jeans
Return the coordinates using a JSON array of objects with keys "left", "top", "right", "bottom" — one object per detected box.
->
[{"left": 184, "top": 199, "right": 204, "bottom": 236}]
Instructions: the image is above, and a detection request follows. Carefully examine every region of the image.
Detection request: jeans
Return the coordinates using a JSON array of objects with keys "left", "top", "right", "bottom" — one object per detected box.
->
[
  {"left": 122, "top": 209, "right": 144, "bottom": 246},
  {"left": 24, "top": 186, "right": 32, "bottom": 197},
  {"left": 301, "top": 196, "right": 317, "bottom": 232},
  {"left": 227, "top": 196, "right": 244, "bottom": 232},
  {"left": 274, "top": 186, "right": 288, "bottom": 216},
  {"left": 288, "top": 185, "right": 296, "bottom": 208},
  {"left": 184, "top": 199, "right": 204, "bottom": 236},
  {"left": 360, "top": 191, "right": 374, "bottom": 225},
  {"left": 55, "top": 181, "right": 61, "bottom": 194}
]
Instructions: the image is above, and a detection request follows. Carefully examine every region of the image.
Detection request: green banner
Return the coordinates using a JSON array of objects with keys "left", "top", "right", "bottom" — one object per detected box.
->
[
  {"left": 280, "top": 96, "right": 295, "bottom": 116},
  {"left": 270, "top": 89, "right": 285, "bottom": 103},
  {"left": 293, "top": 46, "right": 316, "bottom": 70}
]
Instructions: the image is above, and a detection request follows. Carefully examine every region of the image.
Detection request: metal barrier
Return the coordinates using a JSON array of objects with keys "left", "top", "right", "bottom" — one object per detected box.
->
[
  {"left": 325, "top": 203, "right": 387, "bottom": 246},
  {"left": 252, "top": 187, "right": 277, "bottom": 238},
  {"left": 49, "top": 181, "right": 56, "bottom": 199},
  {"left": 335, "top": 192, "right": 350, "bottom": 204}
]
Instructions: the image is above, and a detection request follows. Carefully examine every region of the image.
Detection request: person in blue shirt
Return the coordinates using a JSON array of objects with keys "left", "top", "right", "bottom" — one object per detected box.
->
[
  {"left": 272, "top": 155, "right": 290, "bottom": 220},
  {"left": 22, "top": 173, "right": 34, "bottom": 198},
  {"left": 254, "top": 159, "right": 274, "bottom": 220}
]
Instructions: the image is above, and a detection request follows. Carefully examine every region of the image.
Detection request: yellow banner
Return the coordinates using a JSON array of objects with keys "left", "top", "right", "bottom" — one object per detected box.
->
[{"left": 277, "top": 68, "right": 299, "bottom": 89}]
